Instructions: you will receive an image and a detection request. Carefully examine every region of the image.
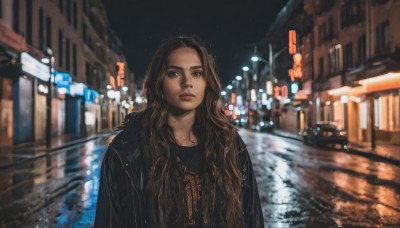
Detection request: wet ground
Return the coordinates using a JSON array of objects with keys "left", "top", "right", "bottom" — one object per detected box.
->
[{"left": 0, "top": 129, "right": 399, "bottom": 227}]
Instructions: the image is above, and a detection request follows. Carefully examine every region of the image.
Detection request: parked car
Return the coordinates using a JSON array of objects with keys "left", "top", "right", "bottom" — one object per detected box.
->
[
  {"left": 254, "top": 120, "right": 274, "bottom": 132},
  {"left": 303, "top": 123, "right": 348, "bottom": 149}
]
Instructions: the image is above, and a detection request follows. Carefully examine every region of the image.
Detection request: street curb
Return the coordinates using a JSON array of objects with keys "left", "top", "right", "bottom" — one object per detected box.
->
[{"left": 271, "top": 132, "right": 400, "bottom": 166}]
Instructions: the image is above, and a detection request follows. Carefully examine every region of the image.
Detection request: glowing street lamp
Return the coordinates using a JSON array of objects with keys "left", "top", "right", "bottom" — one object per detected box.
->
[
  {"left": 242, "top": 66, "right": 250, "bottom": 72},
  {"left": 236, "top": 75, "right": 242, "bottom": 81}
]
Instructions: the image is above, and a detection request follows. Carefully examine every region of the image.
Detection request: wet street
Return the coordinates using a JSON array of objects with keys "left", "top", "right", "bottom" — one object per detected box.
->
[{"left": 1, "top": 129, "right": 399, "bottom": 227}]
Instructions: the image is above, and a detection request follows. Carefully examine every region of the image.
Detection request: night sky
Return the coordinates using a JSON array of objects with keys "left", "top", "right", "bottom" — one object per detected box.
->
[{"left": 103, "top": 0, "right": 288, "bottom": 85}]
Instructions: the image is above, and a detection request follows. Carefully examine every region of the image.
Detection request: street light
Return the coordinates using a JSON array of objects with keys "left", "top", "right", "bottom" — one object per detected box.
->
[
  {"left": 226, "top": 85, "right": 233, "bottom": 90},
  {"left": 236, "top": 75, "right": 242, "bottom": 81},
  {"left": 242, "top": 66, "right": 249, "bottom": 72},
  {"left": 251, "top": 56, "right": 269, "bottom": 64}
]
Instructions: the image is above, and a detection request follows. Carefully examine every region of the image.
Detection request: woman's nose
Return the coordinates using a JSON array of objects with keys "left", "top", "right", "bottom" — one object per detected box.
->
[{"left": 181, "top": 74, "right": 193, "bottom": 88}]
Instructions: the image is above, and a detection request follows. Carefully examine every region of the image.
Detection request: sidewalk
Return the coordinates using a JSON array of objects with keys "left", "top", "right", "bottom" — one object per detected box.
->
[
  {"left": 0, "top": 130, "right": 115, "bottom": 170},
  {"left": 271, "top": 129, "right": 400, "bottom": 165}
]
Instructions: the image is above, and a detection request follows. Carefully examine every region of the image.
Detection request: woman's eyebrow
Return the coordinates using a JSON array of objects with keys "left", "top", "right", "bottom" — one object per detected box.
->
[{"left": 166, "top": 65, "right": 203, "bottom": 69}]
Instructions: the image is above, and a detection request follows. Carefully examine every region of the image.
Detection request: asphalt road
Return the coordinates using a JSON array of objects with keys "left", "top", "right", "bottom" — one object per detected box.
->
[{"left": 2, "top": 129, "right": 399, "bottom": 227}]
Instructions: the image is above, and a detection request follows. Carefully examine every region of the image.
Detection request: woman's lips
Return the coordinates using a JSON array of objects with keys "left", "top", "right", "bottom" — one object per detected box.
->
[{"left": 179, "top": 93, "right": 195, "bottom": 100}]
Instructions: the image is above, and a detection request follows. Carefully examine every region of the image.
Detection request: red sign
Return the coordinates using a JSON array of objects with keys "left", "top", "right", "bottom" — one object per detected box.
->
[
  {"left": 116, "top": 62, "right": 125, "bottom": 79},
  {"left": 274, "top": 85, "right": 288, "bottom": 99},
  {"left": 289, "top": 53, "right": 302, "bottom": 81},
  {"left": 289, "top": 30, "right": 297, "bottom": 55}
]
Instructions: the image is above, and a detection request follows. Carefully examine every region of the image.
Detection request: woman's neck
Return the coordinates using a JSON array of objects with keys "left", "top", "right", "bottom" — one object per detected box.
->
[{"left": 167, "top": 111, "right": 197, "bottom": 146}]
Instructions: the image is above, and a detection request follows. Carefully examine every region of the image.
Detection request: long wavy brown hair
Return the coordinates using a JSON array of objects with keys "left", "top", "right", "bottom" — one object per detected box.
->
[{"left": 142, "top": 36, "right": 243, "bottom": 227}]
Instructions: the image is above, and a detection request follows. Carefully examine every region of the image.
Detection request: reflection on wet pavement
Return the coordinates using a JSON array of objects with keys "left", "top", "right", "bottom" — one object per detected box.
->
[
  {"left": 0, "top": 136, "right": 111, "bottom": 227},
  {"left": 1, "top": 129, "right": 399, "bottom": 227},
  {"left": 240, "top": 128, "right": 400, "bottom": 227}
]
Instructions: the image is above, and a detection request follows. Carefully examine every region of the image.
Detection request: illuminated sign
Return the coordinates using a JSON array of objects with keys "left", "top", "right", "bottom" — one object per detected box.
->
[
  {"left": 231, "top": 92, "right": 236, "bottom": 104},
  {"left": 54, "top": 72, "right": 71, "bottom": 86},
  {"left": 70, "top": 82, "right": 87, "bottom": 96},
  {"left": 274, "top": 85, "right": 288, "bottom": 99},
  {"left": 289, "top": 53, "right": 302, "bottom": 81},
  {"left": 109, "top": 74, "right": 116, "bottom": 90},
  {"left": 116, "top": 62, "right": 125, "bottom": 79},
  {"left": 289, "top": 30, "right": 297, "bottom": 55},
  {"left": 116, "top": 62, "right": 125, "bottom": 87},
  {"left": 21, "top": 52, "right": 50, "bottom": 81}
]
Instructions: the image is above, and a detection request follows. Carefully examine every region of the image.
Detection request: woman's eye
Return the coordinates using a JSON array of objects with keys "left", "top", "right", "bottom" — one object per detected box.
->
[
  {"left": 193, "top": 71, "right": 204, "bottom": 77},
  {"left": 167, "top": 71, "right": 180, "bottom": 77}
]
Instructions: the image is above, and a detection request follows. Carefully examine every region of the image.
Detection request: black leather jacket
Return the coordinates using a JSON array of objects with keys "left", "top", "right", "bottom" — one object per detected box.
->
[{"left": 94, "top": 113, "right": 264, "bottom": 228}]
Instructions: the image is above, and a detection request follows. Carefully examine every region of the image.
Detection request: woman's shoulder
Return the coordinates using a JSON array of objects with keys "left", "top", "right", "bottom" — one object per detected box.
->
[
  {"left": 111, "top": 111, "right": 146, "bottom": 148},
  {"left": 122, "top": 111, "right": 146, "bottom": 129},
  {"left": 234, "top": 130, "right": 247, "bottom": 154}
]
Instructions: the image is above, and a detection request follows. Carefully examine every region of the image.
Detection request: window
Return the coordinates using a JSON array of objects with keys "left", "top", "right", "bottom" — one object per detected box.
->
[
  {"left": 85, "top": 61, "right": 92, "bottom": 85},
  {"left": 73, "top": 44, "right": 77, "bottom": 75},
  {"left": 375, "top": 91, "right": 400, "bottom": 131},
  {"left": 322, "top": 22, "right": 326, "bottom": 42},
  {"left": 66, "top": 38, "right": 70, "bottom": 71},
  {"left": 59, "top": 0, "right": 64, "bottom": 13},
  {"left": 66, "top": 0, "right": 71, "bottom": 23},
  {"left": 329, "top": 45, "right": 342, "bottom": 75},
  {"left": 39, "top": 8, "right": 44, "bottom": 51},
  {"left": 83, "top": 0, "right": 88, "bottom": 15},
  {"left": 0, "top": 0, "right": 3, "bottom": 19},
  {"left": 318, "top": 25, "right": 322, "bottom": 45},
  {"left": 376, "top": 21, "right": 390, "bottom": 53},
  {"left": 26, "top": 0, "right": 33, "bottom": 44},
  {"left": 46, "top": 16, "right": 52, "bottom": 49},
  {"left": 13, "top": 0, "right": 19, "bottom": 33},
  {"left": 328, "top": 16, "right": 334, "bottom": 39},
  {"left": 318, "top": 57, "right": 324, "bottom": 78},
  {"left": 58, "top": 29, "right": 63, "bottom": 67},
  {"left": 73, "top": 2, "right": 78, "bottom": 29},
  {"left": 357, "top": 35, "right": 366, "bottom": 65},
  {"left": 340, "top": 0, "right": 364, "bottom": 28},
  {"left": 343, "top": 42, "right": 353, "bottom": 70},
  {"left": 82, "top": 22, "right": 87, "bottom": 43}
]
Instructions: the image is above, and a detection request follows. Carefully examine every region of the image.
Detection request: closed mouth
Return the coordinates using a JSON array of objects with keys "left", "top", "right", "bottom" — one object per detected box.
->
[{"left": 179, "top": 93, "right": 195, "bottom": 97}]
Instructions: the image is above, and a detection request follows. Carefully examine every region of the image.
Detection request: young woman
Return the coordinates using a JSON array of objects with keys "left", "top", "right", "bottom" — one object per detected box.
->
[{"left": 95, "top": 36, "right": 263, "bottom": 228}]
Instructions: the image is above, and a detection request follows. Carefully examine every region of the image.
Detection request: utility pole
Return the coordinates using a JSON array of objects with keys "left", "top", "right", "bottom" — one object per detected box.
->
[{"left": 45, "top": 48, "right": 53, "bottom": 148}]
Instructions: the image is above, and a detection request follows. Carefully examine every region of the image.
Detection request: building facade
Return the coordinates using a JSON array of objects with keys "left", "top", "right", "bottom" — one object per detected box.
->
[
  {"left": 0, "top": 0, "right": 134, "bottom": 145},
  {"left": 306, "top": 0, "right": 400, "bottom": 146}
]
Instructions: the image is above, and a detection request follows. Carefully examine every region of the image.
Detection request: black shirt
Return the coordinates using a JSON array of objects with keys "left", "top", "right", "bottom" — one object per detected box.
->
[{"left": 177, "top": 145, "right": 203, "bottom": 228}]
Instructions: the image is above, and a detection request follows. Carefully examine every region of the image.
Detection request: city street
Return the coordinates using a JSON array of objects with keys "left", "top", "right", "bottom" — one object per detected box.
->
[{"left": 1, "top": 129, "right": 399, "bottom": 227}]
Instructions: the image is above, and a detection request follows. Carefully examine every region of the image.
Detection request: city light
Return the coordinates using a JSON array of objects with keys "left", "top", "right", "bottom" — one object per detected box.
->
[
  {"left": 41, "top": 58, "right": 50, "bottom": 64},
  {"left": 358, "top": 72, "right": 400, "bottom": 84},
  {"left": 226, "top": 85, "right": 233, "bottom": 90},
  {"left": 251, "top": 56, "right": 259, "bottom": 62},
  {"left": 236, "top": 75, "right": 242, "bottom": 81},
  {"left": 221, "top": 91, "right": 227, "bottom": 96},
  {"left": 242, "top": 66, "right": 249, "bottom": 71}
]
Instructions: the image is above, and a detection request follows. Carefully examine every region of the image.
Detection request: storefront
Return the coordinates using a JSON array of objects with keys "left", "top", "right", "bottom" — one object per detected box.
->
[
  {"left": 65, "top": 82, "right": 86, "bottom": 136},
  {"left": 0, "top": 47, "right": 17, "bottom": 145},
  {"left": 328, "top": 72, "right": 400, "bottom": 144},
  {"left": 13, "top": 52, "right": 51, "bottom": 144},
  {"left": 85, "top": 89, "right": 100, "bottom": 135}
]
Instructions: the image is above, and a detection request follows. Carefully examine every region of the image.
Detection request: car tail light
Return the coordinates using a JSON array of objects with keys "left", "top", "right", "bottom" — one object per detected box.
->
[{"left": 321, "top": 131, "right": 333, "bottom": 136}]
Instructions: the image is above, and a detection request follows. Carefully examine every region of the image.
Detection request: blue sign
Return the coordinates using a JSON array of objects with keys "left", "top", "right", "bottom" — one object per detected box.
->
[{"left": 85, "top": 89, "right": 99, "bottom": 103}]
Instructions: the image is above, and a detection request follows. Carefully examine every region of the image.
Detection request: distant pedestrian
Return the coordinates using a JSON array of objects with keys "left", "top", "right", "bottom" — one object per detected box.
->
[{"left": 94, "top": 36, "right": 263, "bottom": 228}]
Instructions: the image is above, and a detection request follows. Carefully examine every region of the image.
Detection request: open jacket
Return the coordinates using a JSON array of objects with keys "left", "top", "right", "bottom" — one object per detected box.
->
[{"left": 94, "top": 112, "right": 264, "bottom": 228}]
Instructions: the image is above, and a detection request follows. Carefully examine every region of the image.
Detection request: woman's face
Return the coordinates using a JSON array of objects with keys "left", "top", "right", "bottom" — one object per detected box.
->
[{"left": 162, "top": 47, "right": 207, "bottom": 114}]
